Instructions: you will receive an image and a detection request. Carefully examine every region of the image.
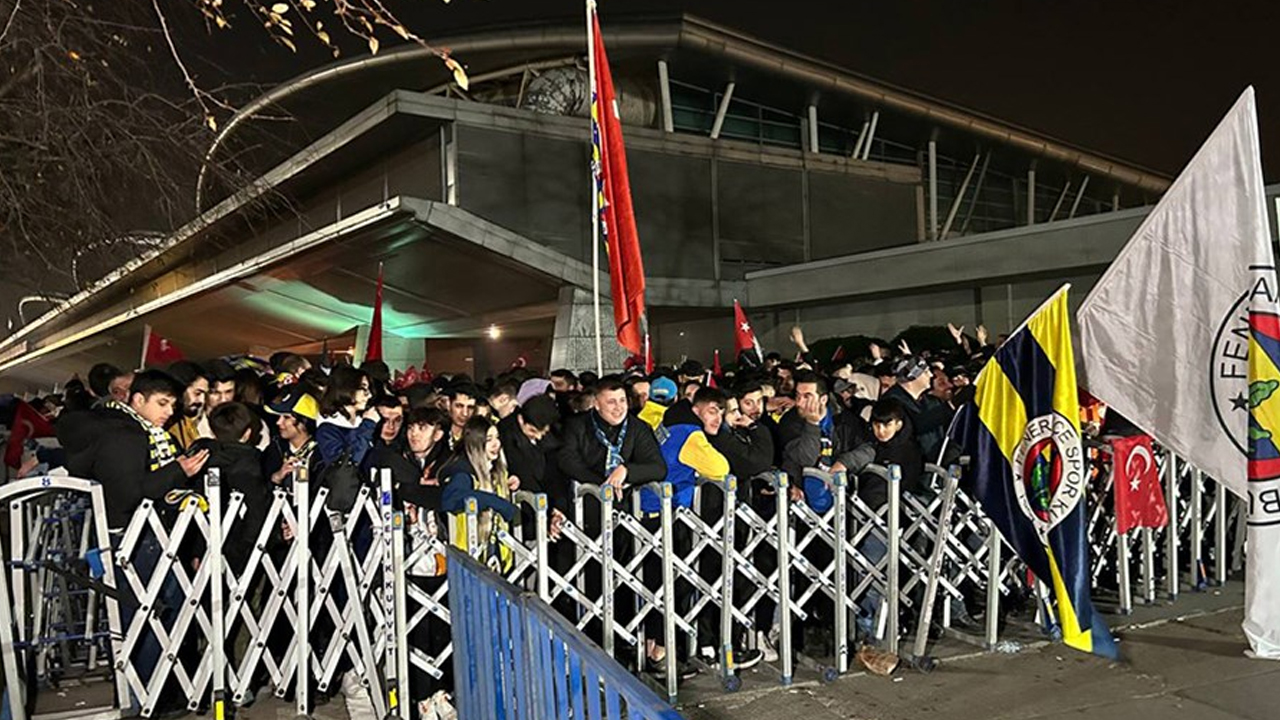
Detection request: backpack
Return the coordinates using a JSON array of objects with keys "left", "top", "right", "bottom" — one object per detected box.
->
[{"left": 317, "top": 451, "right": 361, "bottom": 513}]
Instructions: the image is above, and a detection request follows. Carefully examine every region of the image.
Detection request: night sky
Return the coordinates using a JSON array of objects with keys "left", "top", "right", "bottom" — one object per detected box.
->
[{"left": 208, "top": 0, "right": 1280, "bottom": 181}]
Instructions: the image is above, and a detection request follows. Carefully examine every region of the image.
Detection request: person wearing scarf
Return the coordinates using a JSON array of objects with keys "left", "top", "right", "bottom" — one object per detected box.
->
[{"left": 87, "top": 370, "right": 210, "bottom": 528}]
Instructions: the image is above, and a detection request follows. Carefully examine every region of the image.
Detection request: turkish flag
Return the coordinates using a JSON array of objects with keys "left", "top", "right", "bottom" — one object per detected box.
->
[
  {"left": 591, "top": 10, "right": 647, "bottom": 354},
  {"left": 733, "top": 300, "right": 762, "bottom": 362},
  {"left": 142, "top": 325, "right": 185, "bottom": 367},
  {"left": 5, "top": 401, "right": 56, "bottom": 468},
  {"left": 1111, "top": 434, "right": 1169, "bottom": 535}
]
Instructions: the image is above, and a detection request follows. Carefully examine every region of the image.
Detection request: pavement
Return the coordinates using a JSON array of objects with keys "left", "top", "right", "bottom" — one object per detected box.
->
[
  {"left": 680, "top": 581, "right": 1273, "bottom": 720},
  {"left": 20, "top": 581, "right": 1276, "bottom": 720}
]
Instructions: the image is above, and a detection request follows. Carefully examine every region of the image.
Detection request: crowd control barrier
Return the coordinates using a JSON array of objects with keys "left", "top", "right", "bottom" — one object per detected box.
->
[
  {"left": 0, "top": 443, "right": 1247, "bottom": 718},
  {"left": 446, "top": 545, "right": 681, "bottom": 720}
]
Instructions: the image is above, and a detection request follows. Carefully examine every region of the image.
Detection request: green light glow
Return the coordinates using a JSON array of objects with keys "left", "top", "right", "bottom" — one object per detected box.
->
[{"left": 238, "top": 279, "right": 436, "bottom": 338}]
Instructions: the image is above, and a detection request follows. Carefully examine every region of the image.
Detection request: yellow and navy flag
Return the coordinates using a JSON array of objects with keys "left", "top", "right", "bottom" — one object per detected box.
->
[{"left": 949, "top": 285, "right": 1118, "bottom": 659}]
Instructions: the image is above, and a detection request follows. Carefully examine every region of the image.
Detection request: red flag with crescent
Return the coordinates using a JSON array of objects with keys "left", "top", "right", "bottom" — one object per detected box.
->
[
  {"left": 1110, "top": 434, "right": 1169, "bottom": 534},
  {"left": 5, "top": 401, "right": 55, "bottom": 468}
]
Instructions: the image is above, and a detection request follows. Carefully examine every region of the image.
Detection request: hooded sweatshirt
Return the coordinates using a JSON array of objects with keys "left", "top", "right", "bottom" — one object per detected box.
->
[{"left": 647, "top": 400, "right": 729, "bottom": 513}]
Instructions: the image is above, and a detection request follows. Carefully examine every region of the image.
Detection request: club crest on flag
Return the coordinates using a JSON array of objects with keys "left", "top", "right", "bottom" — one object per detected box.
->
[
  {"left": 1210, "top": 265, "right": 1280, "bottom": 485},
  {"left": 1011, "top": 411, "right": 1086, "bottom": 541}
]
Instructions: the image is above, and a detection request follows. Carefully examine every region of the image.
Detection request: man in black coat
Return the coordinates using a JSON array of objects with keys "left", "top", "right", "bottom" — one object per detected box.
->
[
  {"left": 498, "top": 393, "right": 569, "bottom": 532},
  {"left": 778, "top": 370, "right": 871, "bottom": 490},
  {"left": 79, "top": 370, "right": 208, "bottom": 706},
  {"left": 556, "top": 378, "right": 666, "bottom": 495},
  {"left": 191, "top": 402, "right": 277, "bottom": 574},
  {"left": 881, "top": 355, "right": 953, "bottom": 462},
  {"left": 84, "top": 370, "right": 210, "bottom": 528},
  {"left": 366, "top": 406, "right": 448, "bottom": 511},
  {"left": 709, "top": 382, "right": 776, "bottom": 486},
  {"left": 555, "top": 378, "right": 669, "bottom": 672}
]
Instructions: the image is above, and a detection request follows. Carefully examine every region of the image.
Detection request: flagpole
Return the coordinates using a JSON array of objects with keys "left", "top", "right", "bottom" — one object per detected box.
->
[
  {"left": 587, "top": 0, "right": 604, "bottom": 376},
  {"left": 139, "top": 323, "right": 152, "bottom": 371}
]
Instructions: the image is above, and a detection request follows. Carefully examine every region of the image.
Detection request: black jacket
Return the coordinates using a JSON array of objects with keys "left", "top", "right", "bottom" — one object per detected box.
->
[
  {"left": 191, "top": 439, "right": 278, "bottom": 572},
  {"left": 556, "top": 411, "right": 666, "bottom": 494},
  {"left": 882, "top": 385, "right": 953, "bottom": 461},
  {"left": 84, "top": 408, "right": 188, "bottom": 529},
  {"left": 855, "top": 431, "right": 926, "bottom": 509},
  {"left": 56, "top": 407, "right": 107, "bottom": 478},
  {"left": 778, "top": 406, "right": 872, "bottom": 482},
  {"left": 260, "top": 436, "right": 319, "bottom": 486},
  {"left": 497, "top": 413, "right": 567, "bottom": 510},
  {"left": 708, "top": 421, "right": 775, "bottom": 480},
  {"left": 365, "top": 443, "right": 445, "bottom": 511}
]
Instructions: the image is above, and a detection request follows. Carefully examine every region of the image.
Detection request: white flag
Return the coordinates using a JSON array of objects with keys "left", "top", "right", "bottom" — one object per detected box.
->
[{"left": 1077, "top": 87, "right": 1280, "bottom": 659}]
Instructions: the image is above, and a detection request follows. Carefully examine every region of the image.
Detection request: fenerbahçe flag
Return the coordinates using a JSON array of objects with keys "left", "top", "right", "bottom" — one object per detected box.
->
[{"left": 950, "top": 285, "right": 1118, "bottom": 659}]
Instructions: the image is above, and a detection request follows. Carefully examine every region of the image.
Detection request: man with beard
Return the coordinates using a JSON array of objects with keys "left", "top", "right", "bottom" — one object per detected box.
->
[{"left": 165, "top": 361, "right": 210, "bottom": 451}]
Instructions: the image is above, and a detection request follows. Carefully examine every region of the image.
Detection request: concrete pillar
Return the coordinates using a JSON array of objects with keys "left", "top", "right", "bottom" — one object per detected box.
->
[{"left": 549, "top": 286, "right": 630, "bottom": 372}]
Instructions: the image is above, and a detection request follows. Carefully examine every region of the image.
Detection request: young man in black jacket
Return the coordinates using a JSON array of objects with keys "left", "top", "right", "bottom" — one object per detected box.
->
[
  {"left": 497, "top": 394, "right": 567, "bottom": 534},
  {"left": 709, "top": 381, "right": 776, "bottom": 487},
  {"left": 83, "top": 370, "right": 209, "bottom": 709},
  {"left": 708, "top": 380, "right": 782, "bottom": 660},
  {"left": 364, "top": 407, "right": 452, "bottom": 709},
  {"left": 366, "top": 407, "right": 448, "bottom": 511},
  {"left": 87, "top": 370, "right": 210, "bottom": 528},
  {"left": 556, "top": 378, "right": 667, "bottom": 672},
  {"left": 193, "top": 402, "right": 275, "bottom": 574},
  {"left": 556, "top": 378, "right": 666, "bottom": 494},
  {"left": 881, "top": 355, "right": 954, "bottom": 462}
]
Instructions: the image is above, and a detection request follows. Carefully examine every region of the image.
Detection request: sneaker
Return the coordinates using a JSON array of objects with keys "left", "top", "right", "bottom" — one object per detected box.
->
[
  {"left": 701, "top": 645, "right": 764, "bottom": 671},
  {"left": 757, "top": 630, "right": 779, "bottom": 663},
  {"left": 648, "top": 657, "right": 699, "bottom": 680},
  {"left": 429, "top": 691, "right": 457, "bottom": 720},
  {"left": 731, "top": 647, "right": 764, "bottom": 670}
]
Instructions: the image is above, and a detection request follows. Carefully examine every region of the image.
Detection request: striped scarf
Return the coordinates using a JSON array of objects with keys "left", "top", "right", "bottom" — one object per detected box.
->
[
  {"left": 107, "top": 400, "right": 178, "bottom": 471},
  {"left": 592, "top": 413, "right": 629, "bottom": 475}
]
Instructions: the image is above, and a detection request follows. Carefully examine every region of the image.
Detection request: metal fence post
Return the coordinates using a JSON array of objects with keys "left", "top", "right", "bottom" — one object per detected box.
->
[
  {"left": 534, "top": 494, "right": 550, "bottom": 602},
  {"left": 912, "top": 466, "right": 960, "bottom": 660},
  {"left": 1116, "top": 522, "right": 1132, "bottom": 615},
  {"left": 1142, "top": 526, "right": 1156, "bottom": 605},
  {"left": 377, "top": 469, "right": 402, "bottom": 720},
  {"left": 886, "top": 464, "right": 901, "bottom": 655},
  {"left": 720, "top": 476, "right": 739, "bottom": 684},
  {"left": 984, "top": 518, "right": 1001, "bottom": 649},
  {"left": 391, "top": 505, "right": 410, "bottom": 720},
  {"left": 206, "top": 469, "right": 228, "bottom": 720},
  {"left": 465, "top": 498, "right": 480, "bottom": 560},
  {"left": 601, "top": 484, "right": 616, "bottom": 660},
  {"left": 294, "top": 465, "right": 312, "bottom": 720},
  {"left": 0, "top": 506, "right": 28, "bottom": 720},
  {"left": 831, "top": 470, "right": 849, "bottom": 674},
  {"left": 659, "top": 482, "right": 678, "bottom": 704},
  {"left": 774, "top": 471, "right": 793, "bottom": 686},
  {"left": 1191, "top": 467, "right": 1204, "bottom": 590}
]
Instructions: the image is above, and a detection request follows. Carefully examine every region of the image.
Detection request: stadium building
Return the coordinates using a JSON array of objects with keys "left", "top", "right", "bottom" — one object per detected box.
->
[{"left": 2, "top": 14, "right": 1275, "bottom": 391}]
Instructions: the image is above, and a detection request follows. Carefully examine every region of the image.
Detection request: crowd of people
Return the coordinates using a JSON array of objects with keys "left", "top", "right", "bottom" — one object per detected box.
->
[{"left": 2, "top": 323, "right": 1001, "bottom": 719}]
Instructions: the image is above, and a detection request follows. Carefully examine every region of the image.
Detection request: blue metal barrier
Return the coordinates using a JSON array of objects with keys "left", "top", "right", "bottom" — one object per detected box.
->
[{"left": 446, "top": 547, "right": 682, "bottom": 720}]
